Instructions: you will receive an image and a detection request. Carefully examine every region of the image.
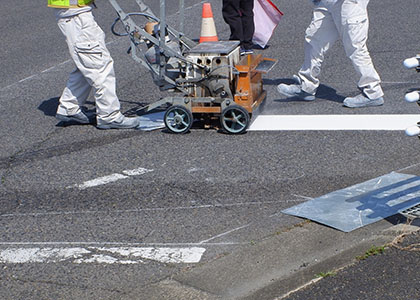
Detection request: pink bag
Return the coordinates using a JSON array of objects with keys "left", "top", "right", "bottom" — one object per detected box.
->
[{"left": 253, "top": 0, "right": 283, "bottom": 48}]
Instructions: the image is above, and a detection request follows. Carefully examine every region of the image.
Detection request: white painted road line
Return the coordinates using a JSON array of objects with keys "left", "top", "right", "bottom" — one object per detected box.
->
[
  {"left": 76, "top": 173, "right": 129, "bottom": 190},
  {"left": 249, "top": 114, "right": 420, "bottom": 131},
  {"left": 0, "top": 200, "right": 303, "bottom": 218},
  {"left": 68, "top": 167, "right": 153, "bottom": 190},
  {"left": 0, "top": 247, "right": 206, "bottom": 264},
  {"left": 121, "top": 167, "right": 153, "bottom": 176}
]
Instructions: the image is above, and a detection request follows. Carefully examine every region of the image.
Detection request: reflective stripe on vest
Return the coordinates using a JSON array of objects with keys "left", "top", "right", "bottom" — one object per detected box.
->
[{"left": 47, "top": 0, "right": 93, "bottom": 8}]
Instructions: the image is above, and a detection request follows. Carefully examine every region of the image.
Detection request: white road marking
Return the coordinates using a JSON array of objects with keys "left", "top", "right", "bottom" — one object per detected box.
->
[
  {"left": 76, "top": 173, "right": 129, "bottom": 190},
  {"left": 18, "top": 75, "right": 37, "bottom": 83},
  {"left": 249, "top": 114, "right": 420, "bottom": 131},
  {"left": 199, "top": 224, "right": 251, "bottom": 244},
  {"left": 98, "top": 247, "right": 206, "bottom": 264},
  {"left": 0, "top": 242, "right": 245, "bottom": 246},
  {"left": 121, "top": 167, "right": 153, "bottom": 176},
  {"left": 68, "top": 167, "right": 153, "bottom": 190},
  {"left": 397, "top": 161, "right": 420, "bottom": 172},
  {"left": 292, "top": 194, "right": 314, "bottom": 201},
  {"left": 0, "top": 247, "right": 206, "bottom": 264}
]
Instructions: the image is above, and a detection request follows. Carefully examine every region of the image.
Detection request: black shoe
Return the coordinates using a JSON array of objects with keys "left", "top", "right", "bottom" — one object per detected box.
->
[{"left": 240, "top": 47, "right": 254, "bottom": 56}]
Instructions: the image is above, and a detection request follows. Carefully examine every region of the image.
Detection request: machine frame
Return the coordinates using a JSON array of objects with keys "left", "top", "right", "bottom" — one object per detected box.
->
[{"left": 108, "top": 0, "right": 276, "bottom": 134}]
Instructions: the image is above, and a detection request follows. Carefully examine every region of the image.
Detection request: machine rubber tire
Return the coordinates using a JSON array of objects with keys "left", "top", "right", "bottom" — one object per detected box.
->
[
  {"left": 220, "top": 105, "right": 250, "bottom": 134},
  {"left": 164, "top": 105, "right": 193, "bottom": 134}
]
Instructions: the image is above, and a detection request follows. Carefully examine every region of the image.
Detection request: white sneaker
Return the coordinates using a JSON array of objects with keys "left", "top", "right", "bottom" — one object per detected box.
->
[
  {"left": 97, "top": 116, "right": 141, "bottom": 129},
  {"left": 343, "top": 94, "right": 384, "bottom": 108},
  {"left": 277, "top": 83, "right": 315, "bottom": 101},
  {"left": 56, "top": 111, "right": 93, "bottom": 124}
]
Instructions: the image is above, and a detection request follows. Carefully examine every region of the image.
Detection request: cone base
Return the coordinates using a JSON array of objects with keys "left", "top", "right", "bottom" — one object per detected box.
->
[{"left": 199, "top": 36, "right": 218, "bottom": 43}]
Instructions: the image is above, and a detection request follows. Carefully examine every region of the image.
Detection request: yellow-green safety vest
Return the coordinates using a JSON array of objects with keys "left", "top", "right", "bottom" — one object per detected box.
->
[{"left": 47, "top": 0, "right": 93, "bottom": 8}]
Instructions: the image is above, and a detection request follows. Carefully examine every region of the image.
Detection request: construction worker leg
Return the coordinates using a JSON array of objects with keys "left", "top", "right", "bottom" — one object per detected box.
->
[
  {"left": 298, "top": 4, "right": 340, "bottom": 94},
  {"left": 57, "top": 12, "right": 123, "bottom": 123},
  {"left": 239, "top": 0, "right": 254, "bottom": 50},
  {"left": 56, "top": 67, "right": 91, "bottom": 116},
  {"left": 340, "top": 0, "right": 383, "bottom": 99},
  {"left": 222, "top": 0, "right": 244, "bottom": 42}
]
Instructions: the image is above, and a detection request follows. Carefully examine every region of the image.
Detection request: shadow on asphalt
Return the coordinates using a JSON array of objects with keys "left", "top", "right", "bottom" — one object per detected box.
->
[
  {"left": 38, "top": 97, "right": 59, "bottom": 117},
  {"left": 385, "top": 214, "right": 420, "bottom": 228},
  {"left": 263, "top": 78, "right": 345, "bottom": 103}
]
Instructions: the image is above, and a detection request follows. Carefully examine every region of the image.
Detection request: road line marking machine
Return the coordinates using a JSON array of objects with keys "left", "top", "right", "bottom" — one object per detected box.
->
[{"left": 109, "top": 0, "right": 277, "bottom": 134}]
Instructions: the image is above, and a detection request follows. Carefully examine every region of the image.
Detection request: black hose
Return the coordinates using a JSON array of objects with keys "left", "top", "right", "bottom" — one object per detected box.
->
[{"left": 111, "top": 12, "right": 159, "bottom": 36}]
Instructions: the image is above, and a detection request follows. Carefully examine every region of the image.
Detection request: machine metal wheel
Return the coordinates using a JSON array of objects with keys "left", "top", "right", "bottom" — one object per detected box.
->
[
  {"left": 220, "top": 105, "right": 250, "bottom": 134},
  {"left": 164, "top": 105, "right": 193, "bottom": 134}
]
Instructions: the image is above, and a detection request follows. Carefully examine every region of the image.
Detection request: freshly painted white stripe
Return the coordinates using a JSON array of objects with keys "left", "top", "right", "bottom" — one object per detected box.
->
[
  {"left": 249, "top": 115, "right": 420, "bottom": 131},
  {"left": 76, "top": 173, "right": 129, "bottom": 190},
  {"left": 0, "top": 247, "right": 206, "bottom": 264}
]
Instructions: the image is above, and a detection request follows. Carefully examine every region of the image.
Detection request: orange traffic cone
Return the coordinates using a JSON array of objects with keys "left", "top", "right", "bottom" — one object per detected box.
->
[{"left": 199, "top": 3, "right": 218, "bottom": 43}]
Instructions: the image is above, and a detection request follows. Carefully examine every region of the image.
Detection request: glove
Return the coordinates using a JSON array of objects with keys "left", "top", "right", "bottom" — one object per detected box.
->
[{"left": 312, "top": 0, "right": 321, "bottom": 4}]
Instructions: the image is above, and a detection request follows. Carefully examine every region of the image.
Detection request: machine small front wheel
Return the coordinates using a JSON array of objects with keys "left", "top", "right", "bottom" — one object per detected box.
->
[
  {"left": 220, "top": 105, "right": 250, "bottom": 134},
  {"left": 164, "top": 105, "right": 193, "bottom": 134}
]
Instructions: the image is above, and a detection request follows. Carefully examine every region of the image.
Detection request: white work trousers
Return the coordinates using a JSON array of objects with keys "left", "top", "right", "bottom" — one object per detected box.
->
[
  {"left": 56, "top": 11, "right": 123, "bottom": 122},
  {"left": 298, "top": 0, "right": 384, "bottom": 99}
]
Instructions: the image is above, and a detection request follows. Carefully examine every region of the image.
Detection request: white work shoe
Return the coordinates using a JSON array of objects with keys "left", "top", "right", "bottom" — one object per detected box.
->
[
  {"left": 277, "top": 83, "right": 316, "bottom": 101},
  {"left": 56, "top": 111, "right": 94, "bottom": 124},
  {"left": 343, "top": 94, "right": 384, "bottom": 108},
  {"left": 97, "top": 116, "right": 141, "bottom": 129}
]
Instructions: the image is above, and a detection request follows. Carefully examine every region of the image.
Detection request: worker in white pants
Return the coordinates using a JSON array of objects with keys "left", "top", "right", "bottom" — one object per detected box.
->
[
  {"left": 277, "top": 0, "right": 384, "bottom": 108},
  {"left": 50, "top": 2, "right": 140, "bottom": 128}
]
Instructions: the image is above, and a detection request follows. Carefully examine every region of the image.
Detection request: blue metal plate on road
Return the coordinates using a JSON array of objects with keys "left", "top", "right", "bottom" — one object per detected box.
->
[{"left": 282, "top": 172, "right": 420, "bottom": 232}]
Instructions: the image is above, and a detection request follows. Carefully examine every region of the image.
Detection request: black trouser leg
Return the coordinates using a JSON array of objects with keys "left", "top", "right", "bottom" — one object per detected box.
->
[
  {"left": 222, "top": 0, "right": 254, "bottom": 49},
  {"left": 222, "top": 0, "right": 243, "bottom": 42},
  {"left": 240, "top": 0, "right": 254, "bottom": 49}
]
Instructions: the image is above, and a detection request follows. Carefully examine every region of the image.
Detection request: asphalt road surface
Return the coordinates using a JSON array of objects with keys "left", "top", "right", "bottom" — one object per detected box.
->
[
  {"left": 1, "top": 0, "right": 420, "bottom": 299},
  {"left": 283, "top": 230, "right": 420, "bottom": 300}
]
